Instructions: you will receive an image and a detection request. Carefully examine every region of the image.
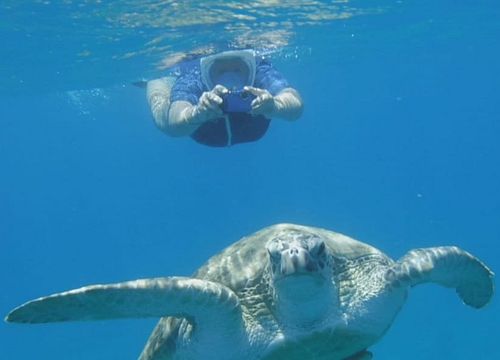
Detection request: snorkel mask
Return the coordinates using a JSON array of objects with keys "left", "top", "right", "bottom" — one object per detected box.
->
[
  {"left": 200, "top": 49, "right": 256, "bottom": 90},
  {"left": 200, "top": 50, "right": 257, "bottom": 113}
]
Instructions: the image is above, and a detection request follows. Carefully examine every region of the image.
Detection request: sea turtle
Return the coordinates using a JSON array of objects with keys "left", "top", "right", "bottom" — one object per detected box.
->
[{"left": 6, "top": 223, "right": 494, "bottom": 359}]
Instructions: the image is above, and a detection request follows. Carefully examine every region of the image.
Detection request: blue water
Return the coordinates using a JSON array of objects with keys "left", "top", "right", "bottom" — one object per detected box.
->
[{"left": 1, "top": 1, "right": 499, "bottom": 359}]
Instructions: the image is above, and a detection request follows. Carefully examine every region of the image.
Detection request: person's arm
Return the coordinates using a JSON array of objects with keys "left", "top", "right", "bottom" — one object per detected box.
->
[
  {"left": 245, "top": 86, "right": 303, "bottom": 121},
  {"left": 147, "top": 72, "right": 228, "bottom": 137},
  {"left": 167, "top": 85, "right": 228, "bottom": 136},
  {"left": 146, "top": 77, "right": 176, "bottom": 132},
  {"left": 272, "top": 88, "right": 303, "bottom": 120},
  {"left": 248, "top": 59, "right": 304, "bottom": 121},
  {"left": 164, "top": 100, "right": 200, "bottom": 137}
]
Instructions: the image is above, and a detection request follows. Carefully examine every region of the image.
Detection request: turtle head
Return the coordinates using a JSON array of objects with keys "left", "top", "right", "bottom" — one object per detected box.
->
[
  {"left": 267, "top": 231, "right": 330, "bottom": 281},
  {"left": 266, "top": 229, "right": 339, "bottom": 328}
]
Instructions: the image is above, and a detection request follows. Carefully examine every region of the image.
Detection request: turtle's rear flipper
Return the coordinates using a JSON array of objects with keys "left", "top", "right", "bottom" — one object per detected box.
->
[
  {"left": 5, "top": 277, "right": 241, "bottom": 326},
  {"left": 387, "top": 246, "right": 494, "bottom": 308}
]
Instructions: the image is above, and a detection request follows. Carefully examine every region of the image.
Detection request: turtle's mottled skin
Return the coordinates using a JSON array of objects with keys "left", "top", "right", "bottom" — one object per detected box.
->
[{"left": 6, "top": 224, "right": 494, "bottom": 360}]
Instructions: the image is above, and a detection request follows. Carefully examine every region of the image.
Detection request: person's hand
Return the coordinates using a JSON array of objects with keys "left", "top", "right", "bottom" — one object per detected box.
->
[
  {"left": 244, "top": 86, "right": 276, "bottom": 117},
  {"left": 191, "top": 85, "right": 229, "bottom": 124}
]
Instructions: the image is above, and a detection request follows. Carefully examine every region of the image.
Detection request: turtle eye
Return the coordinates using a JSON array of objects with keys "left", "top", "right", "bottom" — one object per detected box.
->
[
  {"left": 267, "top": 249, "right": 281, "bottom": 262},
  {"left": 316, "top": 242, "right": 326, "bottom": 255}
]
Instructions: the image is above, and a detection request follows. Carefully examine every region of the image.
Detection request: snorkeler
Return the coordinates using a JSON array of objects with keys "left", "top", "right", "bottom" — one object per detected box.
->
[{"left": 146, "top": 49, "right": 303, "bottom": 147}]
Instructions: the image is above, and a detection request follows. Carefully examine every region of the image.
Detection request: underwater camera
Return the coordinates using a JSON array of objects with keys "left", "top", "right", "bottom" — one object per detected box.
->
[{"left": 221, "top": 89, "right": 256, "bottom": 113}]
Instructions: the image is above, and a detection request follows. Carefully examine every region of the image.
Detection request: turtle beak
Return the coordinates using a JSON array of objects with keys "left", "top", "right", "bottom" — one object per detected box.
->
[{"left": 280, "top": 246, "right": 317, "bottom": 276}]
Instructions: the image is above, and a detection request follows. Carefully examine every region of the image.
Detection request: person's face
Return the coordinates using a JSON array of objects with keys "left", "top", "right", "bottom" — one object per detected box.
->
[{"left": 209, "top": 57, "right": 250, "bottom": 90}]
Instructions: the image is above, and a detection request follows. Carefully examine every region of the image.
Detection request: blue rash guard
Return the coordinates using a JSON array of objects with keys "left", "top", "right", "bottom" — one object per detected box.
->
[{"left": 170, "top": 58, "right": 290, "bottom": 147}]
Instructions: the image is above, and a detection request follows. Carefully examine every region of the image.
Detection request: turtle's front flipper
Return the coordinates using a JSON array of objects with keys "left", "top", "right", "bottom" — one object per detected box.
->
[
  {"left": 387, "top": 247, "right": 494, "bottom": 308},
  {"left": 5, "top": 277, "right": 241, "bottom": 326}
]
